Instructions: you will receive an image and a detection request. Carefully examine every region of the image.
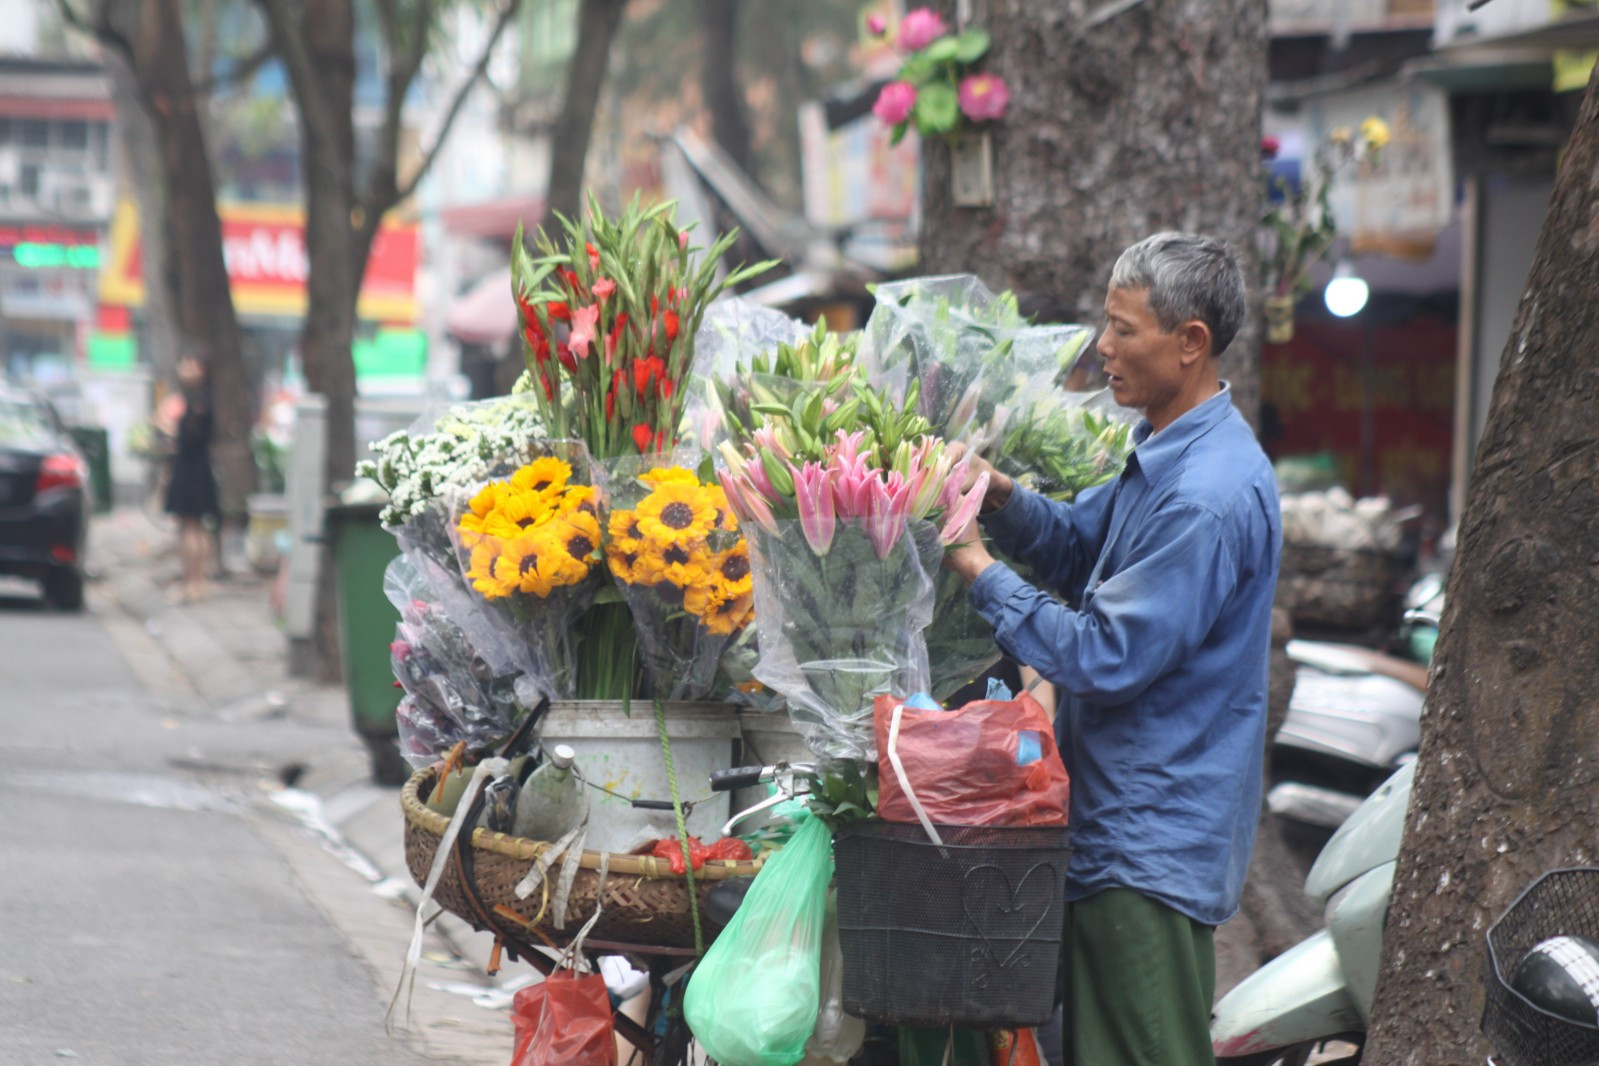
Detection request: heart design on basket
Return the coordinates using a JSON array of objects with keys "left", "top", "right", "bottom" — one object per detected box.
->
[{"left": 960, "top": 862, "right": 1059, "bottom": 972}]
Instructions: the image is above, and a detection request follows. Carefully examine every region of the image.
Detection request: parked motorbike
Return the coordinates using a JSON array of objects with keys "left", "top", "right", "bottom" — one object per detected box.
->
[
  {"left": 1212, "top": 761, "right": 1414, "bottom": 1065},
  {"left": 1267, "top": 640, "right": 1425, "bottom": 831}
]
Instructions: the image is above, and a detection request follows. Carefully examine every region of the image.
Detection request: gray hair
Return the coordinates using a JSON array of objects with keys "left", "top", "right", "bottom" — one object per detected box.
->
[{"left": 1108, "top": 232, "right": 1247, "bottom": 356}]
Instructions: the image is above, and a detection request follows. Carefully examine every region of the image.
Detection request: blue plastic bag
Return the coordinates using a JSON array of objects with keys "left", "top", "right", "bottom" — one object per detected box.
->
[{"left": 684, "top": 815, "right": 833, "bottom": 1065}]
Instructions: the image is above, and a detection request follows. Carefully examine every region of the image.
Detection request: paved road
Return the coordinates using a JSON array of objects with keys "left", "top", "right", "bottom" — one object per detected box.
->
[{"left": 0, "top": 580, "right": 471, "bottom": 1065}]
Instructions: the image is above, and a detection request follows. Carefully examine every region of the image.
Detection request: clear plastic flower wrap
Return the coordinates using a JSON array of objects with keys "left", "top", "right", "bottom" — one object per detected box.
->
[
  {"left": 593, "top": 454, "right": 753, "bottom": 700},
  {"left": 384, "top": 555, "right": 523, "bottom": 768},
  {"left": 679, "top": 298, "right": 812, "bottom": 455},
  {"left": 859, "top": 273, "right": 1095, "bottom": 452},
  {"left": 446, "top": 440, "right": 606, "bottom": 705},
  {"left": 990, "top": 386, "right": 1138, "bottom": 504},
  {"left": 744, "top": 516, "right": 943, "bottom": 765}
]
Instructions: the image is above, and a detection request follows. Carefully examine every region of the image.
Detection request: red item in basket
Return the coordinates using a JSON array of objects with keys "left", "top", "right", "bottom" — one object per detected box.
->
[
  {"left": 874, "top": 693, "right": 1070, "bottom": 827},
  {"left": 510, "top": 970, "right": 616, "bottom": 1066},
  {"left": 647, "top": 835, "right": 753, "bottom": 872}
]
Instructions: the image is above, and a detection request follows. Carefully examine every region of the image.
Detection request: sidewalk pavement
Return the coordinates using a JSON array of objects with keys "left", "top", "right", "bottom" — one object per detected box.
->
[{"left": 89, "top": 509, "right": 528, "bottom": 1065}]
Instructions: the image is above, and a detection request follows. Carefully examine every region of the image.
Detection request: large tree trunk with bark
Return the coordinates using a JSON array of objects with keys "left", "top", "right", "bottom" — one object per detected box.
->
[
  {"left": 917, "top": 0, "right": 1267, "bottom": 427},
  {"left": 545, "top": 0, "right": 629, "bottom": 223},
  {"left": 699, "top": 0, "right": 752, "bottom": 176},
  {"left": 102, "top": 0, "right": 257, "bottom": 519},
  {"left": 1363, "top": 65, "right": 1599, "bottom": 1066}
]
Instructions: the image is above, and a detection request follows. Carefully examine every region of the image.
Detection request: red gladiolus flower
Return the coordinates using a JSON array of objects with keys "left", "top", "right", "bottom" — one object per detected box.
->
[
  {"left": 664, "top": 310, "right": 680, "bottom": 342},
  {"left": 546, "top": 301, "right": 571, "bottom": 322},
  {"left": 633, "top": 355, "right": 666, "bottom": 397},
  {"left": 563, "top": 269, "right": 581, "bottom": 293},
  {"left": 592, "top": 277, "right": 616, "bottom": 303},
  {"left": 606, "top": 385, "right": 616, "bottom": 421},
  {"left": 525, "top": 323, "right": 550, "bottom": 365},
  {"left": 556, "top": 343, "right": 577, "bottom": 374},
  {"left": 540, "top": 372, "right": 555, "bottom": 400},
  {"left": 585, "top": 242, "right": 600, "bottom": 271},
  {"left": 632, "top": 424, "right": 653, "bottom": 453},
  {"left": 660, "top": 377, "right": 675, "bottom": 401},
  {"left": 650, "top": 294, "right": 660, "bottom": 316},
  {"left": 655, "top": 429, "right": 668, "bottom": 451}
]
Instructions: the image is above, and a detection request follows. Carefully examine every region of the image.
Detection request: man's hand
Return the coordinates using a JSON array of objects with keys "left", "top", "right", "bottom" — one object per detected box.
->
[
  {"left": 946, "top": 442, "right": 1014, "bottom": 514},
  {"left": 944, "top": 510, "right": 998, "bottom": 585}
]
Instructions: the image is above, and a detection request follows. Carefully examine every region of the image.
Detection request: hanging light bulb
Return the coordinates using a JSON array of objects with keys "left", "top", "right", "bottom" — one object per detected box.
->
[{"left": 1325, "top": 260, "right": 1369, "bottom": 318}]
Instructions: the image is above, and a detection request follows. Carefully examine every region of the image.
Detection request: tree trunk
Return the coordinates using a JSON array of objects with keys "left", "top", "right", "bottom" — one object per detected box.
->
[
  {"left": 545, "top": 0, "right": 630, "bottom": 223},
  {"left": 1363, "top": 65, "right": 1599, "bottom": 1066},
  {"left": 916, "top": 0, "right": 1267, "bottom": 428},
  {"left": 119, "top": 0, "right": 257, "bottom": 521},
  {"left": 101, "top": 41, "right": 182, "bottom": 388},
  {"left": 699, "top": 0, "right": 752, "bottom": 176}
]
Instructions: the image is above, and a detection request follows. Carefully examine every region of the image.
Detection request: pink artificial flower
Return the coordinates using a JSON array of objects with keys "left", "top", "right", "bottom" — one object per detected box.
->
[
  {"left": 592, "top": 277, "right": 616, "bottom": 303},
  {"left": 389, "top": 640, "right": 412, "bottom": 659},
  {"left": 957, "top": 73, "right": 1010, "bottom": 122},
  {"left": 866, "top": 13, "right": 887, "bottom": 36},
  {"left": 897, "top": 7, "right": 947, "bottom": 51},
  {"left": 939, "top": 471, "right": 989, "bottom": 546},
  {"left": 790, "top": 461, "right": 836, "bottom": 555},
  {"left": 1261, "top": 136, "right": 1281, "bottom": 159},
  {"left": 567, "top": 303, "right": 601, "bottom": 359},
  {"left": 872, "top": 81, "right": 918, "bottom": 126}
]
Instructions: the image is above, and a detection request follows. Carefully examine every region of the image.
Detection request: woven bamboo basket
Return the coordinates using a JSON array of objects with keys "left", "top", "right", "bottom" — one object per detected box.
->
[{"left": 401, "top": 766, "right": 762, "bottom": 950}]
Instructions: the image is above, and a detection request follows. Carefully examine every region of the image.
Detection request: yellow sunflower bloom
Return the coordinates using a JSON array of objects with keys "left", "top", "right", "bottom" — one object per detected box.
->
[
  {"left": 561, "top": 484, "right": 599, "bottom": 521},
  {"left": 547, "top": 511, "right": 602, "bottom": 584},
  {"left": 635, "top": 482, "right": 716, "bottom": 547},
  {"left": 683, "top": 580, "right": 720, "bottom": 618},
  {"left": 608, "top": 508, "right": 644, "bottom": 544},
  {"left": 702, "top": 587, "right": 755, "bottom": 636},
  {"left": 607, "top": 540, "right": 646, "bottom": 585},
  {"left": 484, "top": 488, "right": 557, "bottom": 538},
  {"left": 640, "top": 466, "right": 699, "bottom": 488},
  {"left": 492, "top": 534, "right": 556, "bottom": 598},
  {"left": 702, "top": 483, "right": 739, "bottom": 533},
  {"left": 512, "top": 456, "right": 573, "bottom": 496},
  {"left": 459, "top": 482, "right": 507, "bottom": 540},
  {"left": 467, "top": 539, "right": 512, "bottom": 599},
  {"left": 637, "top": 540, "right": 714, "bottom": 589},
  {"left": 710, "top": 541, "right": 753, "bottom": 600}
]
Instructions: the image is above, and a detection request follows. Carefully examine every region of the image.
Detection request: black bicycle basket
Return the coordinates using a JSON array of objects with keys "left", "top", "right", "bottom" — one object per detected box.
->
[
  {"left": 833, "top": 821, "right": 1070, "bottom": 1028},
  {"left": 1484, "top": 867, "right": 1599, "bottom": 1066}
]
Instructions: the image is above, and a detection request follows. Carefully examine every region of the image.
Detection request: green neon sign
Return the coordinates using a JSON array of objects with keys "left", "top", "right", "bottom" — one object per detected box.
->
[{"left": 13, "top": 242, "right": 101, "bottom": 269}]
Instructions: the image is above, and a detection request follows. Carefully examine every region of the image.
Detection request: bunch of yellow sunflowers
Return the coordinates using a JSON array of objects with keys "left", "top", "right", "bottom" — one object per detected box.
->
[
  {"left": 604, "top": 466, "right": 754, "bottom": 636},
  {"left": 459, "top": 457, "right": 602, "bottom": 600}
]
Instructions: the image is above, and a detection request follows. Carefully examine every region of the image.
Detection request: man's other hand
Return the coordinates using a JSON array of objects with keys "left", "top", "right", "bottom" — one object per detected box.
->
[{"left": 945, "top": 443, "right": 1014, "bottom": 513}]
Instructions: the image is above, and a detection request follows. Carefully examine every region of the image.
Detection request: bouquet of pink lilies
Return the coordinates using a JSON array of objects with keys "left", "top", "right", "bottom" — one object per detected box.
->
[{"left": 717, "top": 381, "right": 987, "bottom": 763}]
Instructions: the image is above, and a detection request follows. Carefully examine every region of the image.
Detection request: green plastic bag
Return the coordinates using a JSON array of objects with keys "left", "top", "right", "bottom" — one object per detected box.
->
[{"left": 684, "top": 814, "right": 833, "bottom": 1065}]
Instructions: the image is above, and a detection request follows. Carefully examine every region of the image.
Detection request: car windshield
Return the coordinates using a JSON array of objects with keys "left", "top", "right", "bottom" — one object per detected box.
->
[{"left": 0, "top": 400, "right": 55, "bottom": 447}]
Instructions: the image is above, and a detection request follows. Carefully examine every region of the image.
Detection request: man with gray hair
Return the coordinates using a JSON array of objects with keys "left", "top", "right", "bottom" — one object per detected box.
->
[{"left": 946, "top": 233, "right": 1281, "bottom": 1065}]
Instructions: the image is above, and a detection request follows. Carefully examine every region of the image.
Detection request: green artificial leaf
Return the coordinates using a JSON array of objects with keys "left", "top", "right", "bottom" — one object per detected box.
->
[
  {"left": 914, "top": 83, "right": 960, "bottom": 135},
  {"left": 923, "top": 37, "right": 960, "bottom": 64},
  {"left": 954, "top": 28, "right": 991, "bottom": 63},
  {"left": 898, "top": 54, "right": 934, "bottom": 84},
  {"left": 889, "top": 121, "right": 909, "bottom": 147}
]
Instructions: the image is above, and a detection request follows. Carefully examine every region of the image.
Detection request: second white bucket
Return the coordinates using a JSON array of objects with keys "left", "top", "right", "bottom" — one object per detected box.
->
[{"left": 537, "top": 700, "right": 740, "bottom": 854}]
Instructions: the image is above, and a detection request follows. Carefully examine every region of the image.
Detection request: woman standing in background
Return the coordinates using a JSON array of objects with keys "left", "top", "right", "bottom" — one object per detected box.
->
[{"left": 164, "top": 355, "right": 219, "bottom": 603}]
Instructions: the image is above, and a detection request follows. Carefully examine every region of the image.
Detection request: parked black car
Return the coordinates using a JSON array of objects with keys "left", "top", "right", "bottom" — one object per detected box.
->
[{"left": 0, "top": 388, "right": 88, "bottom": 609}]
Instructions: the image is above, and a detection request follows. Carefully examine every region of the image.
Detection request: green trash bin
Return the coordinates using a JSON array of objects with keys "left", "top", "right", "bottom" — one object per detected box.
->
[
  {"left": 325, "top": 498, "right": 408, "bottom": 785},
  {"left": 68, "top": 426, "right": 113, "bottom": 514}
]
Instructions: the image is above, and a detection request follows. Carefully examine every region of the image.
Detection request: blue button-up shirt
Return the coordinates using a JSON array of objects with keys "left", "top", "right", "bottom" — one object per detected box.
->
[{"left": 969, "top": 387, "right": 1280, "bottom": 925}]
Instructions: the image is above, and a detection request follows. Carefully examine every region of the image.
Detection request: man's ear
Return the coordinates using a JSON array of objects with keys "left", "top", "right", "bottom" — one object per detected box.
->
[{"left": 1178, "top": 320, "right": 1213, "bottom": 365}]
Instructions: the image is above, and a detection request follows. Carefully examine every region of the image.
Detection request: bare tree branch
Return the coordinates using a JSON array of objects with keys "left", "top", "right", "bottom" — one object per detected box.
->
[
  {"left": 53, "top": 0, "right": 136, "bottom": 64},
  {"left": 190, "top": 38, "right": 278, "bottom": 96},
  {"left": 255, "top": 0, "right": 350, "bottom": 189},
  {"left": 355, "top": 0, "right": 520, "bottom": 255}
]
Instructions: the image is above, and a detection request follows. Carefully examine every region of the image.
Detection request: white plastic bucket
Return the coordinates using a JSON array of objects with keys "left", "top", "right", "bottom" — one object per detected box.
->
[{"left": 537, "top": 701, "right": 739, "bottom": 853}]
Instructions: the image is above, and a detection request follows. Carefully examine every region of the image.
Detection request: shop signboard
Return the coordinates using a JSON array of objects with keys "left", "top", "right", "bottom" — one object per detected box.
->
[{"left": 99, "top": 200, "right": 419, "bottom": 323}]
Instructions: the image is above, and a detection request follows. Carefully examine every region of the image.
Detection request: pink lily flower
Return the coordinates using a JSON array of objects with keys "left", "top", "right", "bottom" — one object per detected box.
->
[
  {"left": 827, "top": 445, "right": 875, "bottom": 518},
  {"left": 864, "top": 471, "right": 912, "bottom": 559},
  {"left": 719, "top": 468, "right": 778, "bottom": 534},
  {"left": 568, "top": 303, "right": 601, "bottom": 359},
  {"left": 940, "top": 471, "right": 990, "bottom": 546},
  {"left": 752, "top": 424, "right": 793, "bottom": 461},
  {"left": 790, "top": 460, "right": 836, "bottom": 555}
]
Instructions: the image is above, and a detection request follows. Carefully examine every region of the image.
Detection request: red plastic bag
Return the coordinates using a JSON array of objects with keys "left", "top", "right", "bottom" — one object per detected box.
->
[
  {"left": 510, "top": 971, "right": 616, "bottom": 1066},
  {"left": 874, "top": 694, "right": 1070, "bottom": 827},
  {"left": 645, "top": 835, "right": 753, "bottom": 872}
]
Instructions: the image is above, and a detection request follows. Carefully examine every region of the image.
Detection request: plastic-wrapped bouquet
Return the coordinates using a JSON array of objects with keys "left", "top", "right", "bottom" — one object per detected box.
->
[
  {"left": 450, "top": 444, "right": 604, "bottom": 703},
  {"left": 994, "top": 391, "right": 1136, "bottom": 504},
  {"left": 595, "top": 459, "right": 754, "bottom": 699},
  {"left": 718, "top": 386, "right": 987, "bottom": 763},
  {"left": 385, "top": 557, "right": 523, "bottom": 768}
]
